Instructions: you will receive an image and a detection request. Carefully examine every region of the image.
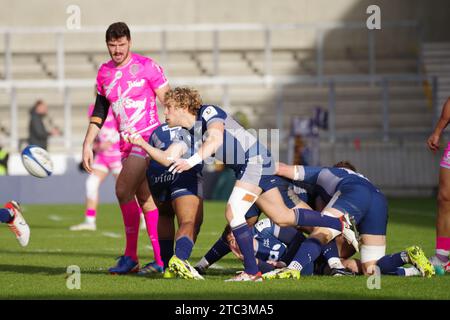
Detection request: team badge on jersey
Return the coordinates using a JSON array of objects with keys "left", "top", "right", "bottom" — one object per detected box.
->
[
  {"left": 130, "top": 64, "right": 140, "bottom": 77},
  {"left": 202, "top": 106, "right": 218, "bottom": 121}
]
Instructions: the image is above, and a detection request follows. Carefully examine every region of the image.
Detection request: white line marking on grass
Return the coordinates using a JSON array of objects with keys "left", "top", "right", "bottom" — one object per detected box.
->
[
  {"left": 209, "top": 264, "right": 224, "bottom": 270},
  {"left": 29, "top": 248, "right": 63, "bottom": 253},
  {"left": 48, "top": 215, "right": 62, "bottom": 221},
  {"left": 102, "top": 232, "right": 122, "bottom": 238}
]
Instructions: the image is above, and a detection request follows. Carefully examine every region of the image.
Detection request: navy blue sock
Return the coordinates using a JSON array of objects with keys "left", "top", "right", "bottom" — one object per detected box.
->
[
  {"left": 321, "top": 240, "right": 340, "bottom": 261},
  {"left": 300, "top": 262, "right": 314, "bottom": 276},
  {"left": 0, "top": 208, "right": 13, "bottom": 223},
  {"left": 376, "top": 252, "right": 408, "bottom": 274},
  {"left": 160, "top": 239, "right": 174, "bottom": 268},
  {"left": 232, "top": 224, "right": 259, "bottom": 275},
  {"left": 294, "top": 208, "right": 342, "bottom": 231},
  {"left": 175, "top": 236, "right": 194, "bottom": 261},
  {"left": 257, "top": 259, "right": 275, "bottom": 274},
  {"left": 204, "top": 235, "right": 231, "bottom": 265},
  {"left": 290, "top": 238, "right": 323, "bottom": 271}
]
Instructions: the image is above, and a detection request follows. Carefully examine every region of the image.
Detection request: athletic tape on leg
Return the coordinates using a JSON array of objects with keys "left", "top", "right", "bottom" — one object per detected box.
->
[
  {"left": 228, "top": 187, "right": 258, "bottom": 228},
  {"left": 360, "top": 245, "right": 386, "bottom": 263}
]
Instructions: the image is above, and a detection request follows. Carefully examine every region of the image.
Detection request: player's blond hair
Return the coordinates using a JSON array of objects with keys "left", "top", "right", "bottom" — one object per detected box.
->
[{"left": 165, "top": 87, "right": 202, "bottom": 115}]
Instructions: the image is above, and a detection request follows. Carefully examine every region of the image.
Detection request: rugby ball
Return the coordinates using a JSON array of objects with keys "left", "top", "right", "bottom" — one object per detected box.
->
[{"left": 21, "top": 145, "right": 53, "bottom": 178}]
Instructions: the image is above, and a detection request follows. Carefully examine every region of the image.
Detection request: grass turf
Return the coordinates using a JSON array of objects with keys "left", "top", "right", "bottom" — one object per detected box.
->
[{"left": 0, "top": 198, "right": 449, "bottom": 299}]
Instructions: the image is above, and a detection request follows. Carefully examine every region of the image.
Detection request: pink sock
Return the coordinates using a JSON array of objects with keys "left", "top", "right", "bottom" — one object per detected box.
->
[
  {"left": 436, "top": 237, "right": 450, "bottom": 262},
  {"left": 85, "top": 208, "right": 96, "bottom": 217},
  {"left": 119, "top": 200, "right": 141, "bottom": 261},
  {"left": 145, "top": 209, "right": 163, "bottom": 266}
]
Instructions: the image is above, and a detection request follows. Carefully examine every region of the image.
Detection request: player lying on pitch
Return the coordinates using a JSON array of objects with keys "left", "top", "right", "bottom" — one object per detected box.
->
[{"left": 125, "top": 87, "right": 358, "bottom": 281}]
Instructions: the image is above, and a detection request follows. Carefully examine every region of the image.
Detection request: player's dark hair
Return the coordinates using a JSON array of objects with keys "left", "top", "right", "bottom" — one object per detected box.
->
[
  {"left": 105, "top": 22, "right": 131, "bottom": 42},
  {"left": 334, "top": 160, "right": 357, "bottom": 172}
]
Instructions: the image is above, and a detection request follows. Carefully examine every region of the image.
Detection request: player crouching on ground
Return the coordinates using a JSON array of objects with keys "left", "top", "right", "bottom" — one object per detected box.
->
[
  {"left": 194, "top": 176, "right": 317, "bottom": 276},
  {"left": 0, "top": 201, "right": 30, "bottom": 247},
  {"left": 263, "top": 161, "right": 435, "bottom": 279},
  {"left": 196, "top": 176, "right": 355, "bottom": 277},
  {"left": 137, "top": 122, "right": 204, "bottom": 280}
]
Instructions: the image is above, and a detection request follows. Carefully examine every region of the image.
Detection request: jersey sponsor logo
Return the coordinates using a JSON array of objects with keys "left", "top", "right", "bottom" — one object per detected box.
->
[
  {"left": 152, "top": 173, "right": 175, "bottom": 184},
  {"left": 127, "top": 79, "right": 145, "bottom": 89},
  {"left": 202, "top": 106, "right": 218, "bottom": 121}
]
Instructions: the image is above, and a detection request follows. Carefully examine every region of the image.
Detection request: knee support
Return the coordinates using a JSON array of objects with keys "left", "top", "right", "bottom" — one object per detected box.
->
[
  {"left": 228, "top": 187, "right": 258, "bottom": 228},
  {"left": 86, "top": 174, "right": 101, "bottom": 201}
]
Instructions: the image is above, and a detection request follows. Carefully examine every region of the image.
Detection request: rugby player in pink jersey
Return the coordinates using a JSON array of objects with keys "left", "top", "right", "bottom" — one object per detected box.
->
[
  {"left": 82, "top": 22, "right": 169, "bottom": 274},
  {"left": 427, "top": 97, "right": 450, "bottom": 272}
]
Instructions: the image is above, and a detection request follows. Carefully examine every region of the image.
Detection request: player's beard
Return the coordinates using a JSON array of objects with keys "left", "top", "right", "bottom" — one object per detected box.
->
[{"left": 112, "top": 47, "right": 131, "bottom": 66}]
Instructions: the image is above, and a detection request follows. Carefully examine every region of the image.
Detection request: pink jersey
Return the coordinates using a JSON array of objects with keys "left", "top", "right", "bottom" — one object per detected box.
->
[
  {"left": 96, "top": 53, "right": 167, "bottom": 141},
  {"left": 88, "top": 104, "right": 121, "bottom": 157}
]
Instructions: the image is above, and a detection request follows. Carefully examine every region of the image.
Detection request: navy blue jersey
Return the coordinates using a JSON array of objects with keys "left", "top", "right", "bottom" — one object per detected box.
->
[
  {"left": 297, "top": 166, "right": 388, "bottom": 235},
  {"left": 148, "top": 123, "right": 202, "bottom": 178},
  {"left": 174, "top": 105, "right": 276, "bottom": 187},
  {"left": 252, "top": 218, "right": 304, "bottom": 263},
  {"left": 298, "top": 166, "right": 379, "bottom": 203},
  {"left": 147, "top": 123, "right": 203, "bottom": 201}
]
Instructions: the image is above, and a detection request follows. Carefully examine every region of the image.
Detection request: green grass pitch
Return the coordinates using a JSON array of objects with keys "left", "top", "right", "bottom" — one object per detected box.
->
[{"left": 0, "top": 198, "right": 449, "bottom": 299}]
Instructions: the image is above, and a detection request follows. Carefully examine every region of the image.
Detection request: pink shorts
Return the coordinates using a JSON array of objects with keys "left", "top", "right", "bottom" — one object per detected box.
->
[
  {"left": 92, "top": 153, "right": 122, "bottom": 175},
  {"left": 440, "top": 142, "right": 450, "bottom": 169},
  {"left": 120, "top": 134, "right": 151, "bottom": 161}
]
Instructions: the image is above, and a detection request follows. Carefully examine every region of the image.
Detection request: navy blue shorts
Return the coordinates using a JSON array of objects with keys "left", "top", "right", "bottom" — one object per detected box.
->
[
  {"left": 329, "top": 182, "right": 388, "bottom": 235},
  {"left": 147, "top": 169, "right": 203, "bottom": 203},
  {"left": 245, "top": 177, "right": 299, "bottom": 219},
  {"left": 234, "top": 149, "right": 278, "bottom": 192}
]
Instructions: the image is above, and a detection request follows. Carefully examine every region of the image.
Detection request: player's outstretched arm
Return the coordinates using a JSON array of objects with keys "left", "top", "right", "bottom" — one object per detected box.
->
[
  {"left": 198, "top": 122, "right": 225, "bottom": 159},
  {"left": 169, "top": 122, "right": 224, "bottom": 174},
  {"left": 428, "top": 98, "right": 450, "bottom": 152},
  {"left": 276, "top": 162, "right": 298, "bottom": 180},
  {"left": 127, "top": 133, "right": 187, "bottom": 167}
]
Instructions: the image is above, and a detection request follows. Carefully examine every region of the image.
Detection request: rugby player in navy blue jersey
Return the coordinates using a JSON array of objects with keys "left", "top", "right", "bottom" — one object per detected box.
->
[
  {"left": 263, "top": 161, "right": 435, "bottom": 279},
  {"left": 125, "top": 87, "right": 358, "bottom": 281},
  {"left": 136, "top": 123, "right": 204, "bottom": 279}
]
